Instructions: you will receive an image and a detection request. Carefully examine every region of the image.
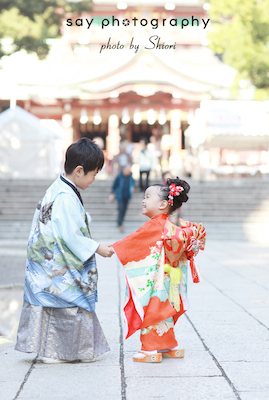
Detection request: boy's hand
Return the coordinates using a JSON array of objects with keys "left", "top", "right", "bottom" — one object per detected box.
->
[
  {"left": 96, "top": 244, "right": 114, "bottom": 257},
  {"left": 109, "top": 194, "right": 115, "bottom": 201}
]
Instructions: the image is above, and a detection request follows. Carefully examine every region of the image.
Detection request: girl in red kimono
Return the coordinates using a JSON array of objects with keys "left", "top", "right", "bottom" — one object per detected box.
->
[{"left": 113, "top": 178, "right": 206, "bottom": 363}]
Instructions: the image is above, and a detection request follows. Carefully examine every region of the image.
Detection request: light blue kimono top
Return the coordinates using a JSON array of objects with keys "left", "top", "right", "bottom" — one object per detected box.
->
[{"left": 24, "top": 176, "right": 100, "bottom": 312}]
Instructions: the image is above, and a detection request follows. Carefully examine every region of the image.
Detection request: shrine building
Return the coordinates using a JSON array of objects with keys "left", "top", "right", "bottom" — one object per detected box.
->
[{"left": 0, "top": 0, "right": 235, "bottom": 161}]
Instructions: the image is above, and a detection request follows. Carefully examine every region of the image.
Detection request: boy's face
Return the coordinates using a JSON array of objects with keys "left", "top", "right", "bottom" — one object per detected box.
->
[
  {"left": 76, "top": 167, "right": 99, "bottom": 190},
  {"left": 142, "top": 186, "right": 164, "bottom": 218}
]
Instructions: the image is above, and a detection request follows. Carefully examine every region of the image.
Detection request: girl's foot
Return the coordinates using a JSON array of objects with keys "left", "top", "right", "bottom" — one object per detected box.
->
[
  {"left": 118, "top": 225, "right": 124, "bottom": 232},
  {"left": 133, "top": 350, "right": 162, "bottom": 363},
  {"left": 41, "top": 357, "right": 72, "bottom": 364},
  {"left": 159, "top": 346, "right": 185, "bottom": 358}
]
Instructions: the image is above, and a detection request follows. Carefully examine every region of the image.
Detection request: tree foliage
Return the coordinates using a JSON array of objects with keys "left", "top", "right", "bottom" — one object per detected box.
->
[
  {"left": 208, "top": 0, "right": 269, "bottom": 92},
  {"left": 0, "top": 0, "right": 92, "bottom": 59}
]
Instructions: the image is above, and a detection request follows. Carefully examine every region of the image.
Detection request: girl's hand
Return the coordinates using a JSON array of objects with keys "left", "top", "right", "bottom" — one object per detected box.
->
[
  {"left": 109, "top": 194, "right": 115, "bottom": 201},
  {"left": 96, "top": 244, "right": 114, "bottom": 257}
]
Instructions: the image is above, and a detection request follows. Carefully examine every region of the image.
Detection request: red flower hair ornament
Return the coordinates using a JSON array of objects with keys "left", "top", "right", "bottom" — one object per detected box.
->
[{"left": 168, "top": 183, "right": 184, "bottom": 206}]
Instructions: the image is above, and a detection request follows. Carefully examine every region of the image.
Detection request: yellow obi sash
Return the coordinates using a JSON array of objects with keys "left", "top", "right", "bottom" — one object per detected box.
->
[{"left": 164, "top": 263, "right": 182, "bottom": 312}]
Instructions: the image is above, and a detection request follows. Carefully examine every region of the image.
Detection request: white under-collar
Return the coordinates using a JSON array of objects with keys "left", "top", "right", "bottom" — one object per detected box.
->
[{"left": 61, "top": 173, "right": 78, "bottom": 189}]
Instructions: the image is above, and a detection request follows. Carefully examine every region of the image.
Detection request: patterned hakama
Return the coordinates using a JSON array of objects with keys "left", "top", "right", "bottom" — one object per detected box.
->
[{"left": 15, "top": 301, "right": 110, "bottom": 361}]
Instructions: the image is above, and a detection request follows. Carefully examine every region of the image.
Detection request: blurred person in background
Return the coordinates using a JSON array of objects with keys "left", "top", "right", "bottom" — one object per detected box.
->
[
  {"left": 161, "top": 170, "right": 173, "bottom": 184},
  {"left": 109, "top": 164, "right": 134, "bottom": 232},
  {"left": 184, "top": 147, "right": 195, "bottom": 178},
  {"left": 111, "top": 140, "right": 133, "bottom": 176},
  {"left": 148, "top": 133, "right": 162, "bottom": 178},
  {"left": 126, "top": 139, "right": 135, "bottom": 159},
  {"left": 137, "top": 138, "right": 154, "bottom": 191}
]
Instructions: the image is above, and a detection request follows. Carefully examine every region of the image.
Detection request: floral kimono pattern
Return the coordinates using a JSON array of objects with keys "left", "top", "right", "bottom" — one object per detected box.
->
[
  {"left": 24, "top": 176, "right": 100, "bottom": 312},
  {"left": 113, "top": 213, "right": 206, "bottom": 351}
]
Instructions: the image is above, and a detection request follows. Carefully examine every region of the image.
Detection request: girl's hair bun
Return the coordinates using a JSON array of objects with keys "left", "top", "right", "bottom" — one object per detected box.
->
[
  {"left": 166, "top": 177, "right": 190, "bottom": 208},
  {"left": 154, "top": 177, "right": 190, "bottom": 213}
]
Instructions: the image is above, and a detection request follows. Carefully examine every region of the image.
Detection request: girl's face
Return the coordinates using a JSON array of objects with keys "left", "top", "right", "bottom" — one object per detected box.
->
[{"left": 142, "top": 186, "right": 165, "bottom": 218}]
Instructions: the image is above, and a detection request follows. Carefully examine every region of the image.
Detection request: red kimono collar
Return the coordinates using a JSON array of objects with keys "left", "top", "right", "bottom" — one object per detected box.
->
[{"left": 151, "top": 213, "right": 168, "bottom": 223}]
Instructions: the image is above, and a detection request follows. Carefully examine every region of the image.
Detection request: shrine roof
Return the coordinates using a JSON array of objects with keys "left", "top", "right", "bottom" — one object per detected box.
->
[
  {"left": 0, "top": 39, "right": 235, "bottom": 101},
  {"left": 92, "top": 0, "right": 202, "bottom": 5}
]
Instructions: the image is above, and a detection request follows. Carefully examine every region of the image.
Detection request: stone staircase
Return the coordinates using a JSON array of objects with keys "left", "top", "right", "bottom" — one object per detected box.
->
[{"left": 0, "top": 178, "right": 269, "bottom": 246}]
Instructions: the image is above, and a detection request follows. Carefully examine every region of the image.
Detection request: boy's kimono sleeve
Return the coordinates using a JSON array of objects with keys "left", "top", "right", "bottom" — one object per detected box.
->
[{"left": 51, "top": 193, "right": 99, "bottom": 263}]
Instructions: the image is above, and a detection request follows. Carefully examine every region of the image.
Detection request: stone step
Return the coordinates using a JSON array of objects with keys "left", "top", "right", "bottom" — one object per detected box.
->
[
  {"left": 1, "top": 195, "right": 269, "bottom": 203},
  {"left": 1, "top": 202, "right": 268, "bottom": 212},
  {"left": 1, "top": 195, "right": 268, "bottom": 203},
  {"left": 0, "top": 184, "right": 268, "bottom": 193},
  {"left": 0, "top": 221, "right": 266, "bottom": 233},
  {"left": 0, "top": 178, "right": 268, "bottom": 243},
  {"left": 0, "top": 209, "right": 267, "bottom": 219},
  {"left": 0, "top": 203, "right": 268, "bottom": 212},
  {"left": 0, "top": 195, "right": 253, "bottom": 202},
  {"left": 1, "top": 191, "right": 268, "bottom": 199},
  {"left": 0, "top": 205, "right": 267, "bottom": 214},
  {"left": 0, "top": 184, "right": 268, "bottom": 191},
  {"left": 0, "top": 177, "right": 268, "bottom": 184},
  {"left": 0, "top": 218, "right": 267, "bottom": 244},
  {"left": 0, "top": 214, "right": 266, "bottom": 223},
  {"left": 0, "top": 227, "right": 267, "bottom": 243}
]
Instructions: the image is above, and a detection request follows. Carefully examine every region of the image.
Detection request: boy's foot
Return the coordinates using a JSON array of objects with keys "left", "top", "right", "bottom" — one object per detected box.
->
[
  {"left": 80, "top": 359, "right": 96, "bottom": 363},
  {"left": 41, "top": 357, "right": 72, "bottom": 364},
  {"left": 118, "top": 226, "right": 124, "bottom": 232},
  {"left": 133, "top": 350, "right": 162, "bottom": 363}
]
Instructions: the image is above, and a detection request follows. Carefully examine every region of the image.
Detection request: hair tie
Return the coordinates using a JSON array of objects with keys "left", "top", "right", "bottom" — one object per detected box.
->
[{"left": 168, "top": 183, "right": 184, "bottom": 206}]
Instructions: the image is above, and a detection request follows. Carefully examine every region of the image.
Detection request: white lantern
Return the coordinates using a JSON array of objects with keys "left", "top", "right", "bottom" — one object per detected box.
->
[
  {"left": 134, "top": 108, "right": 142, "bottom": 125},
  {"left": 80, "top": 108, "right": 88, "bottom": 124},
  {"left": 158, "top": 109, "right": 166, "bottom": 125},
  {"left": 93, "top": 109, "right": 102, "bottom": 125},
  {"left": 122, "top": 107, "right": 130, "bottom": 124},
  {"left": 147, "top": 109, "right": 156, "bottom": 125}
]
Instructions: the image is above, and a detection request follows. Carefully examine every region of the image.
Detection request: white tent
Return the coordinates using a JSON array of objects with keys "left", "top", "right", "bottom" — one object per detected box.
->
[
  {"left": 0, "top": 106, "right": 65, "bottom": 179},
  {"left": 186, "top": 100, "right": 269, "bottom": 150}
]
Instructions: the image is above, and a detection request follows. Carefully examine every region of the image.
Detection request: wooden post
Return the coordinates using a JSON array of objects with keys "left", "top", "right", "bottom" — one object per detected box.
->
[{"left": 107, "top": 114, "right": 120, "bottom": 157}]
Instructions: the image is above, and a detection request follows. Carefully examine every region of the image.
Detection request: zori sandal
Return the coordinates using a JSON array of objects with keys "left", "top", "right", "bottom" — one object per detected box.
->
[
  {"left": 162, "top": 348, "right": 185, "bottom": 358},
  {"left": 133, "top": 351, "right": 162, "bottom": 363},
  {"left": 41, "top": 357, "right": 72, "bottom": 364}
]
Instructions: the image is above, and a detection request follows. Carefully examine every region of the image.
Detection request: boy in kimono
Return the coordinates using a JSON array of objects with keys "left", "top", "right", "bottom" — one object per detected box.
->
[
  {"left": 113, "top": 178, "right": 206, "bottom": 363},
  {"left": 15, "top": 137, "right": 114, "bottom": 363}
]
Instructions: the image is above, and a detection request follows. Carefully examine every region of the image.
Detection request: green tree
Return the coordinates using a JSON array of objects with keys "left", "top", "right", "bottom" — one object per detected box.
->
[
  {"left": 207, "top": 0, "right": 269, "bottom": 98},
  {"left": 0, "top": 0, "right": 92, "bottom": 59}
]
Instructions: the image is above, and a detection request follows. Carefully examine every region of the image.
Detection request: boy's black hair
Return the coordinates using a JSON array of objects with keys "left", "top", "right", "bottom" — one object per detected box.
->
[
  {"left": 64, "top": 137, "right": 104, "bottom": 175},
  {"left": 152, "top": 177, "right": 190, "bottom": 214}
]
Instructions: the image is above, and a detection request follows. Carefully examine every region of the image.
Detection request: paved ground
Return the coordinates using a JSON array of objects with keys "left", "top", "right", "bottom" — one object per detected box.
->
[{"left": 0, "top": 239, "right": 268, "bottom": 400}]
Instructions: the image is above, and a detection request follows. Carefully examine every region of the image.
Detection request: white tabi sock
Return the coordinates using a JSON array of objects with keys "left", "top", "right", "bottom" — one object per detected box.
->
[
  {"left": 134, "top": 350, "right": 158, "bottom": 359},
  {"left": 158, "top": 345, "right": 180, "bottom": 353}
]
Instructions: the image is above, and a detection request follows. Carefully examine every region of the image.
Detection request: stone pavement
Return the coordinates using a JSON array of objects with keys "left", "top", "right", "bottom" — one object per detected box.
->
[{"left": 0, "top": 239, "right": 269, "bottom": 400}]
